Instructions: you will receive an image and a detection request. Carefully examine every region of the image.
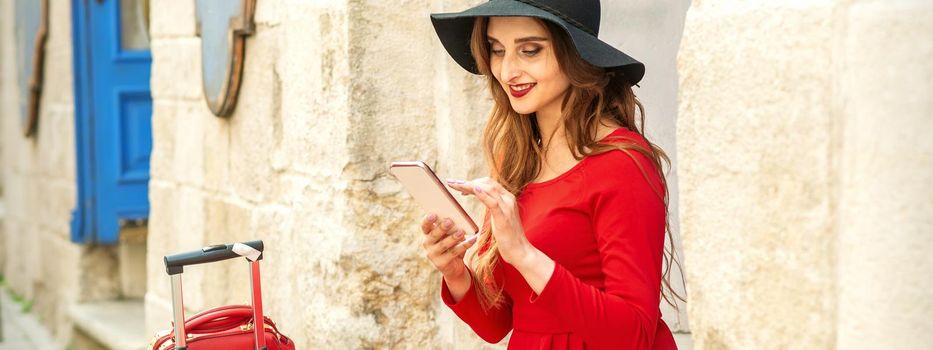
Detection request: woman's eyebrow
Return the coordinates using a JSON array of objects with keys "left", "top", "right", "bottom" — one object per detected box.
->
[
  {"left": 486, "top": 35, "right": 548, "bottom": 43},
  {"left": 515, "top": 36, "right": 548, "bottom": 43}
]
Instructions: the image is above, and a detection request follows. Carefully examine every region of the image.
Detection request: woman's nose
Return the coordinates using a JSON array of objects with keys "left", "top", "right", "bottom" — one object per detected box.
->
[{"left": 499, "top": 52, "right": 522, "bottom": 82}]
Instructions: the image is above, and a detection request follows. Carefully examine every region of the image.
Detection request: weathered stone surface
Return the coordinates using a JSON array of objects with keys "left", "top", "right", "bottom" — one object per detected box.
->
[
  {"left": 139, "top": 0, "right": 696, "bottom": 348},
  {"left": 0, "top": 1, "right": 84, "bottom": 346},
  {"left": 150, "top": 38, "right": 203, "bottom": 101},
  {"left": 10, "top": 0, "right": 928, "bottom": 348},
  {"left": 118, "top": 236, "right": 148, "bottom": 299},
  {"left": 141, "top": 0, "right": 497, "bottom": 348},
  {"left": 835, "top": 1, "right": 933, "bottom": 349},
  {"left": 679, "top": 0, "right": 933, "bottom": 349},
  {"left": 149, "top": 0, "right": 196, "bottom": 39},
  {"left": 678, "top": 1, "right": 838, "bottom": 348}
]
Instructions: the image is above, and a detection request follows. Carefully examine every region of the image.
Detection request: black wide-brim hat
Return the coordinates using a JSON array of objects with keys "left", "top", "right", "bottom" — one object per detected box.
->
[{"left": 430, "top": 0, "right": 645, "bottom": 85}]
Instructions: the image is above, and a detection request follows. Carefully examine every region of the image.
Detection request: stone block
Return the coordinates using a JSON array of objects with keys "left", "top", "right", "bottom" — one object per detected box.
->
[
  {"left": 226, "top": 27, "right": 279, "bottom": 204},
  {"left": 144, "top": 182, "right": 175, "bottom": 302},
  {"left": 150, "top": 38, "right": 203, "bottom": 101},
  {"left": 118, "top": 231, "right": 148, "bottom": 299},
  {"left": 171, "top": 102, "right": 206, "bottom": 187},
  {"left": 346, "top": 1, "right": 444, "bottom": 179},
  {"left": 149, "top": 0, "right": 196, "bottom": 39},
  {"left": 3, "top": 218, "right": 39, "bottom": 299},
  {"left": 37, "top": 228, "right": 81, "bottom": 343},
  {"left": 147, "top": 185, "right": 208, "bottom": 311},
  {"left": 76, "top": 246, "right": 120, "bottom": 302},
  {"left": 200, "top": 103, "right": 231, "bottom": 194},
  {"left": 278, "top": 5, "right": 350, "bottom": 177},
  {"left": 835, "top": 1, "right": 933, "bottom": 349},
  {"left": 201, "top": 198, "right": 253, "bottom": 306},
  {"left": 0, "top": 202, "right": 5, "bottom": 273},
  {"left": 149, "top": 101, "right": 177, "bottom": 182},
  {"left": 677, "top": 2, "right": 837, "bottom": 349},
  {"left": 40, "top": 0, "right": 74, "bottom": 107},
  {"left": 144, "top": 293, "right": 174, "bottom": 341}
]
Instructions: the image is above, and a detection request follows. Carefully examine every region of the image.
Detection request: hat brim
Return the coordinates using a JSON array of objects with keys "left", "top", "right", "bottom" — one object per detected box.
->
[{"left": 430, "top": 0, "right": 645, "bottom": 85}]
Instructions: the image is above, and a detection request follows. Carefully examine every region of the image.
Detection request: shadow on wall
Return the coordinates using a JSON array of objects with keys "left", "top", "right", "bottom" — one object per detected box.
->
[{"left": 601, "top": 0, "right": 693, "bottom": 335}]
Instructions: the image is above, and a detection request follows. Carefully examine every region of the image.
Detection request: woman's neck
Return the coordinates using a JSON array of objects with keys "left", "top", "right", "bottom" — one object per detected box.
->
[{"left": 534, "top": 100, "right": 563, "bottom": 148}]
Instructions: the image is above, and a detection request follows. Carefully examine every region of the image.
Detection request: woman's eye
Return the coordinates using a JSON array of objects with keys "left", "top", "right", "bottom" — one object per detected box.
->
[
  {"left": 522, "top": 48, "right": 542, "bottom": 57},
  {"left": 491, "top": 48, "right": 505, "bottom": 57}
]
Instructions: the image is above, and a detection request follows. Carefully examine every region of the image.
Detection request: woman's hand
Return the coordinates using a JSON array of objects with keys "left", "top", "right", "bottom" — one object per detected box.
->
[
  {"left": 420, "top": 214, "right": 476, "bottom": 281},
  {"left": 447, "top": 177, "right": 556, "bottom": 294},
  {"left": 446, "top": 178, "right": 533, "bottom": 266}
]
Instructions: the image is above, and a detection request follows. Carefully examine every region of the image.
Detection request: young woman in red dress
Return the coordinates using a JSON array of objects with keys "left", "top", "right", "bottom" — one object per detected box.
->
[{"left": 419, "top": 1, "right": 683, "bottom": 349}]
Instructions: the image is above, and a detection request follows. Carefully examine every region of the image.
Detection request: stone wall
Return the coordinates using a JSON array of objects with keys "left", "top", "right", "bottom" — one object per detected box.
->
[
  {"left": 835, "top": 1, "right": 933, "bottom": 347},
  {"left": 144, "top": 0, "right": 493, "bottom": 348},
  {"left": 0, "top": 0, "right": 4, "bottom": 275},
  {"left": 1, "top": 0, "right": 92, "bottom": 345},
  {"left": 146, "top": 0, "right": 695, "bottom": 348},
  {"left": 677, "top": 0, "right": 933, "bottom": 348}
]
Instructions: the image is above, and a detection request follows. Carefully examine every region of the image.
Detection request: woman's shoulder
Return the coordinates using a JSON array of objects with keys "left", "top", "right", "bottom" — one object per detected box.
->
[
  {"left": 597, "top": 127, "right": 651, "bottom": 148},
  {"left": 584, "top": 128, "right": 663, "bottom": 189},
  {"left": 589, "top": 128, "right": 655, "bottom": 167}
]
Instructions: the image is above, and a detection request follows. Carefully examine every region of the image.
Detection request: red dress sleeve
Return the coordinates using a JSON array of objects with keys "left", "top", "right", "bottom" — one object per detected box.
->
[
  {"left": 527, "top": 149, "right": 667, "bottom": 349},
  {"left": 440, "top": 268, "right": 514, "bottom": 343}
]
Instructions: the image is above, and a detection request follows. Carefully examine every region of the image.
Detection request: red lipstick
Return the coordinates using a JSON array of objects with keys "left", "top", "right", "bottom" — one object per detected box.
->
[{"left": 509, "top": 83, "right": 536, "bottom": 98}]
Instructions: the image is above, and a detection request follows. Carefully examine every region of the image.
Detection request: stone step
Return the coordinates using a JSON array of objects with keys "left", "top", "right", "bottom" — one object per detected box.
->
[{"left": 68, "top": 300, "right": 146, "bottom": 350}]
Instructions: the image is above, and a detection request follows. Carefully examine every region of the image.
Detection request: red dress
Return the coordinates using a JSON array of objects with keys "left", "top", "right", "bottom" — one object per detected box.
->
[{"left": 441, "top": 128, "right": 677, "bottom": 350}]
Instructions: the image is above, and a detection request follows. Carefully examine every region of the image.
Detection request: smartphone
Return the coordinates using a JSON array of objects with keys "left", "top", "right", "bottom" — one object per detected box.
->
[{"left": 389, "top": 161, "right": 479, "bottom": 235}]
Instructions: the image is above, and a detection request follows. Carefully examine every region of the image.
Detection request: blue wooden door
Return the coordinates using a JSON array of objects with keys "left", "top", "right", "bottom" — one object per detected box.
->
[{"left": 71, "top": 0, "right": 152, "bottom": 244}]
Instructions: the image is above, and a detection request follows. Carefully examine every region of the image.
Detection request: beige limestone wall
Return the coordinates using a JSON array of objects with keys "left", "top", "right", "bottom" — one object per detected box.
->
[
  {"left": 679, "top": 1, "right": 839, "bottom": 347},
  {"left": 147, "top": 0, "right": 697, "bottom": 349},
  {"left": 0, "top": 0, "right": 3, "bottom": 274},
  {"left": 836, "top": 1, "right": 933, "bottom": 348},
  {"left": 678, "top": 0, "right": 933, "bottom": 349},
  {"left": 0, "top": 0, "right": 115, "bottom": 346},
  {"left": 145, "top": 0, "right": 494, "bottom": 348}
]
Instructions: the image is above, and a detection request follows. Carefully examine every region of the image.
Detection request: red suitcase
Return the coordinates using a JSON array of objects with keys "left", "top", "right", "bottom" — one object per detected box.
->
[{"left": 150, "top": 240, "right": 295, "bottom": 350}]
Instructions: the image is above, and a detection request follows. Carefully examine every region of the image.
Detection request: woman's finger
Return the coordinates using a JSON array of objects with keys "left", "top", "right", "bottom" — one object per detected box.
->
[
  {"left": 473, "top": 184, "right": 499, "bottom": 209},
  {"left": 425, "top": 218, "right": 456, "bottom": 247},
  {"left": 446, "top": 181, "right": 475, "bottom": 195},
  {"left": 473, "top": 184, "right": 510, "bottom": 224},
  {"left": 475, "top": 177, "right": 507, "bottom": 195},
  {"left": 432, "top": 229, "right": 466, "bottom": 256},
  {"left": 420, "top": 213, "right": 438, "bottom": 235},
  {"left": 435, "top": 234, "right": 477, "bottom": 270},
  {"left": 448, "top": 234, "right": 478, "bottom": 258}
]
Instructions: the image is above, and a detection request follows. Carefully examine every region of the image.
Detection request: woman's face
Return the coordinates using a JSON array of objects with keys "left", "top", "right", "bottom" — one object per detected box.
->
[{"left": 486, "top": 17, "right": 570, "bottom": 116}]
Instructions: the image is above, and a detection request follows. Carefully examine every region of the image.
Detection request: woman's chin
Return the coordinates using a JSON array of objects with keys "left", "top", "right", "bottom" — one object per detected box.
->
[{"left": 509, "top": 103, "right": 537, "bottom": 115}]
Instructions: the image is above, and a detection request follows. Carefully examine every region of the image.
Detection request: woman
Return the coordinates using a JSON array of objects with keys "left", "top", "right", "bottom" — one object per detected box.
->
[{"left": 420, "top": 1, "right": 682, "bottom": 349}]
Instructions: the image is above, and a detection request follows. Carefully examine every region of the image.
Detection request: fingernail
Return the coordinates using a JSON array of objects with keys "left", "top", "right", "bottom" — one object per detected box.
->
[
  {"left": 474, "top": 185, "right": 484, "bottom": 193},
  {"left": 456, "top": 179, "right": 466, "bottom": 184},
  {"left": 442, "top": 219, "right": 453, "bottom": 229},
  {"left": 446, "top": 178, "right": 456, "bottom": 183},
  {"left": 455, "top": 230, "right": 465, "bottom": 238},
  {"left": 427, "top": 213, "right": 437, "bottom": 221}
]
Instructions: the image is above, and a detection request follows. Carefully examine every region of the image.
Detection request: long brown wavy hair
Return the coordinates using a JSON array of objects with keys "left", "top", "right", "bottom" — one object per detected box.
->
[{"left": 466, "top": 17, "right": 686, "bottom": 312}]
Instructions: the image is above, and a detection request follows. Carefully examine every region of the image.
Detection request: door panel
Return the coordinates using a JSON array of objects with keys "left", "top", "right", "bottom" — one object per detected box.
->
[
  {"left": 71, "top": 0, "right": 152, "bottom": 244},
  {"left": 115, "top": 89, "right": 152, "bottom": 184}
]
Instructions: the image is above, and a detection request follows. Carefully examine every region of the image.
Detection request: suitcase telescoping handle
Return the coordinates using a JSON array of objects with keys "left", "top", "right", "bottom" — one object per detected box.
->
[
  {"left": 163, "top": 240, "right": 267, "bottom": 350},
  {"left": 164, "top": 240, "right": 264, "bottom": 275}
]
